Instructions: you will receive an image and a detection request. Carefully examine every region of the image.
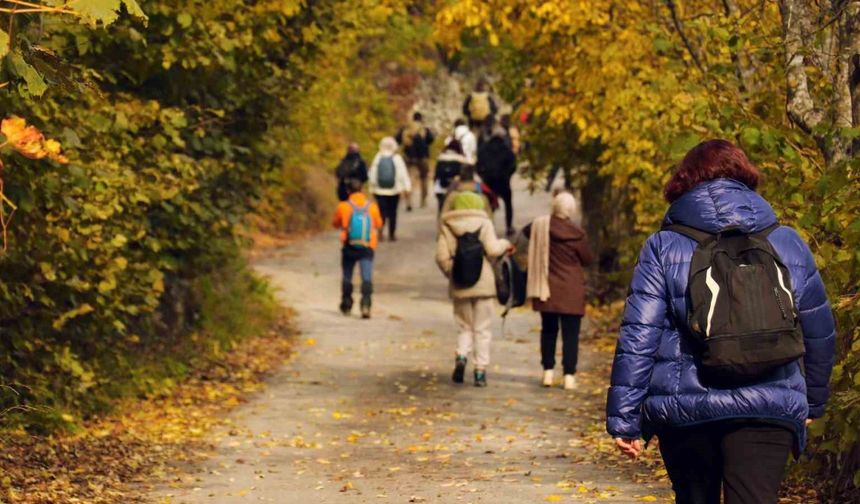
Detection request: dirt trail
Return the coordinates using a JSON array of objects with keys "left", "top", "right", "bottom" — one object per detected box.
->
[{"left": 153, "top": 178, "right": 671, "bottom": 503}]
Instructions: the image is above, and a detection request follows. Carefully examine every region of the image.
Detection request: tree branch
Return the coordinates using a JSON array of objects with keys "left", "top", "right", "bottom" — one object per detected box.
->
[
  {"left": 665, "top": 0, "right": 707, "bottom": 73},
  {"left": 722, "top": 0, "right": 758, "bottom": 93}
]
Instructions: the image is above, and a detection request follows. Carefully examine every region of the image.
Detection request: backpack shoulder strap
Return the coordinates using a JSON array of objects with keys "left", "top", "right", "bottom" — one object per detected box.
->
[{"left": 661, "top": 223, "right": 713, "bottom": 243}]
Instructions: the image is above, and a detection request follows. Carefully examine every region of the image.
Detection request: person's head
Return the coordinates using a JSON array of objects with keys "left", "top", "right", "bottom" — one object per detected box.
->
[
  {"left": 482, "top": 115, "right": 496, "bottom": 135},
  {"left": 454, "top": 118, "right": 466, "bottom": 129},
  {"left": 445, "top": 138, "right": 464, "bottom": 154},
  {"left": 451, "top": 191, "right": 485, "bottom": 211},
  {"left": 500, "top": 114, "right": 511, "bottom": 129},
  {"left": 552, "top": 191, "right": 581, "bottom": 224},
  {"left": 664, "top": 139, "right": 760, "bottom": 203},
  {"left": 459, "top": 164, "right": 476, "bottom": 181},
  {"left": 475, "top": 77, "right": 490, "bottom": 92},
  {"left": 347, "top": 142, "right": 360, "bottom": 155},
  {"left": 347, "top": 177, "right": 363, "bottom": 195},
  {"left": 379, "top": 136, "right": 398, "bottom": 155},
  {"left": 412, "top": 111, "right": 423, "bottom": 122}
]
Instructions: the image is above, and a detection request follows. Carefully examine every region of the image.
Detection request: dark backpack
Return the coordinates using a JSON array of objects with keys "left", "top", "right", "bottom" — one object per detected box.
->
[
  {"left": 405, "top": 132, "right": 428, "bottom": 159},
  {"left": 663, "top": 223, "right": 805, "bottom": 384},
  {"left": 452, "top": 227, "right": 484, "bottom": 288},
  {"left": 435, "top": 159, "right": 461, "bottom": 189},
  {"left": 377, "top": 156, "right": 396, "bottom": 189},
  {"left": 495, "top": 255, "right": 527, "bottom": 314}
]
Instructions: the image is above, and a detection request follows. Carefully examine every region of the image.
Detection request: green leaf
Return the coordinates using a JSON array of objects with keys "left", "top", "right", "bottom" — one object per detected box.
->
[
  {"left": 0, "top": 28, "right": 9, "bottom": 60},
  {"left": 6, "top": 51, "right": 47, "bottom": 97},
  {"left": 70, "top": 0, "right": 147, "bottom": 27},
  {"left": 177, "top": 13, "right": 193, "bottom": 28}
]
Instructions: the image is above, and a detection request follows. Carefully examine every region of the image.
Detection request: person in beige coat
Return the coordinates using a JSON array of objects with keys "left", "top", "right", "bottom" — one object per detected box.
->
[{"left": 436, "top": 191, "right": 513, "bottom": 387}]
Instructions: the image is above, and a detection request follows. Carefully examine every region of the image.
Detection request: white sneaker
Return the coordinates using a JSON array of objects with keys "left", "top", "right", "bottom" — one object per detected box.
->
[
  {"left": 542, "top": 370, "right": 554, "bottom": 387},
  {"left": 563, "top": 374, "right": 577, "bottom": 390}
]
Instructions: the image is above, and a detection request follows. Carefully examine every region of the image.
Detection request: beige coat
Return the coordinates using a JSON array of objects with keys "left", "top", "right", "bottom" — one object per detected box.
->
[{"left": 436, "top": 209, "right": 511, "bottom": 299}]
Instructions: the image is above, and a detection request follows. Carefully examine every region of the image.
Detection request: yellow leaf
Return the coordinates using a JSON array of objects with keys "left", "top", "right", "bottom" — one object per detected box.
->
[
  {"left": 639, "top": 497, "right": 658, "bottom": 502},
  {"left": 545, "top": 496, "right": 564, "bottom": 502}
]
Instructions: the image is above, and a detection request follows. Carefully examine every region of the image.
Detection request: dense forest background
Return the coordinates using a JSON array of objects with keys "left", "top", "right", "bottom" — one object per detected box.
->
[{"left": 0, "top": 0, "right": 858, "bottom": 500}]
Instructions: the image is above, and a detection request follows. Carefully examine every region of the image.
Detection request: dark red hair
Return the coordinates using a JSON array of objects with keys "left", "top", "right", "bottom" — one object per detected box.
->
[{"left": 664, "top": 139, "right": 761, "bottom": 202}]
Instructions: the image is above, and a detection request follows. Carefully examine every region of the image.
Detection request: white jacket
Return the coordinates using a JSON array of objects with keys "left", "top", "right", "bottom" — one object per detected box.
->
[
  {"left": 453, "top": 125, "right": 478, "bottom": 165},
  {"left": 369, "top": 152, "right": 412, "bottom": 196}
]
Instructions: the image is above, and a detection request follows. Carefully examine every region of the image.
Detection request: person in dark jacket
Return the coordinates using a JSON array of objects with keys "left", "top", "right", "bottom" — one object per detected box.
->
[
  {"left": 523, "top": 192, "right": 594, "bottom": 390},
  {"left": 476, "top": 118, "right": 517, "bottom": 236},
  {"left": 396, "top": 112, "right": 435, "bottom": 211},
  {"left": 606, "top": 140, "right": 836, "bottom": 504},
  {"left": 334, "top": 143, "right": 368, "bottom": 202}
]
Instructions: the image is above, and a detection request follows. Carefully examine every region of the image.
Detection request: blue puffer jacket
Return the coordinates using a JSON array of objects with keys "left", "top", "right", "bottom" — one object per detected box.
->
[{"left": 606, "top": 178, "right": 836, "bottom": 449}]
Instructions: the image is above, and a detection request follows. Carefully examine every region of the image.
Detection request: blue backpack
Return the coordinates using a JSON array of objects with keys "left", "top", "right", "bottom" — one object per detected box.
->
[
  {"left": 377, "top": 156, "right": 396, "bottom": 189},
  {"left": 347, "top": 201, "right": 373, "bottom": 248}
]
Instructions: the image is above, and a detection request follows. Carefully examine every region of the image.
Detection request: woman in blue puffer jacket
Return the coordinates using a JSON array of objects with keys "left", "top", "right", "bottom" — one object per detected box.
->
[{"left": 606, "top": 140, "right": 835, "bottom": 504}]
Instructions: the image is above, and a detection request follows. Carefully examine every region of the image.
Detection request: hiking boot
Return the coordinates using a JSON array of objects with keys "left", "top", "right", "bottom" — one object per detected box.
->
[
  {"left": 452, "top": 356, "right": 467, "bottom": 383},
  {"left": 474, "top": 370, "right": 487, "bottom": 387},
  {"left": 360, "top": 282, "right": 372, "bottom": 317},
  {"left": 340, "top": 282, "right": 354, "bottom": 315}
]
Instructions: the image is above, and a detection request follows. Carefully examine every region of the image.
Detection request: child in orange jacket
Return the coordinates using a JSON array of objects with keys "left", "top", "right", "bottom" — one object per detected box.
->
[{"left": 332, "top": 179, "right": 383, "bottom": 318}]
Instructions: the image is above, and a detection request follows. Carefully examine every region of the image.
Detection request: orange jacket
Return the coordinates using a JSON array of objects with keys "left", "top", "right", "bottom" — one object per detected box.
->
[{"left": 332, "top": 192, "right": 383, "bottom": 249}]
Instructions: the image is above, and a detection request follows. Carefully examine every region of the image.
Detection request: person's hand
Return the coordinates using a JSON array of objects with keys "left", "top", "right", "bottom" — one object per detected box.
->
[
  {"left": 506, "top": 244, "right": 516, "bottom": 256},
  {"left": 806, "top": 419, "right": 814, "bottom": 427},
  {"left": 615, "top": 438, "right": 642, "bottom": 459}
]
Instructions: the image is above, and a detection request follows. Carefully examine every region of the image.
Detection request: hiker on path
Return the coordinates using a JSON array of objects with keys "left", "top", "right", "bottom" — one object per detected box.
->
[
  {"left": 436, "top": 191, "right": 513, "bottom": 387},
  {"left": 334, "top": 143, "right": 368, "bottom": 202},
  {"left": 607, "top": 140, "right": 836, "bottom": 504},
  {"left": 396, "top": 112, "right": 435, "bottom": 211},
  {"left": 476, "top": 117, "right": 517, "bottom": 236},
  {"left": 523, "top": 192, "right": 594, "bottom": 390},
  {"left": 332, "top": 178, "right": 383, "bottom": 319},
  {"left": 452, "top": 119, "right": 478, "bottom": 165},
  {"left": 462, "top": 78, "right": 498, "bottom": 131},
  {"left": 369, "top": 137, "right": 411, "bottom": 242},
  {"left": 433, "top": 139, "right": 469, "bottom": 214}
]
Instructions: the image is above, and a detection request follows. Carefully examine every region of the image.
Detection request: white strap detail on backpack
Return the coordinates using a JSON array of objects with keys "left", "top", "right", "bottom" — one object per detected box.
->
[{"left": 704, "top": 266, "right": 720, "bottom": 337}]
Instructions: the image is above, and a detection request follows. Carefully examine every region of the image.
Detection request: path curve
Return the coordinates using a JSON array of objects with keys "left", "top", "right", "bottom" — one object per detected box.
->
[{"left": 154, "top": 178, "right": 670, "bottom": 503}]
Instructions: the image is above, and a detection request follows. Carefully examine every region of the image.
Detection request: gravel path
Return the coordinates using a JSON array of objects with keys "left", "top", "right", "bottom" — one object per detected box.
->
[{"left": 153, "top": 178, "right": 671, "bottom": 503}]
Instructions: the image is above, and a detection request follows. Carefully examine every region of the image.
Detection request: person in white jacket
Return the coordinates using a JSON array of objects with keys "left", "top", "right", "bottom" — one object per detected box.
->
[
  {"left": 369, "top": 136, "right": 411, "bottom": 241},
  {"left": 453, "top": 120, "right": 478, "bottom": 165}
]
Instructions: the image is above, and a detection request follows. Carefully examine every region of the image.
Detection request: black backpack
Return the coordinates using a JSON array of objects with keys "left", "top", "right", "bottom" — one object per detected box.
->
[
  {"left": 405, "top": 132, "right": 428, "bottom": 159},
  {"left": 495, "top": 255, "right": 527, "bottom": 314},
  {"left": 663, "top": 223, "right": 805, "bottom": 384},
  {"left": 452, "top": 227, "right": 484, "bottom": 288},
  {"left": 435, "top": 160, "right": 461, "bottom": 189}
]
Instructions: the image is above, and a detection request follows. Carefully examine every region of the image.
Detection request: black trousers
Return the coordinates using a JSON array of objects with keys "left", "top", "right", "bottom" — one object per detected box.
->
[
  {"left": 658, "top": 421, "right": 794, "bottom": 504},
  {"left": 540, "top": 313, "right": 581, "bottom": 374},
  {"left": 375, "top": 194, "right": 400, "bottom": 239}
]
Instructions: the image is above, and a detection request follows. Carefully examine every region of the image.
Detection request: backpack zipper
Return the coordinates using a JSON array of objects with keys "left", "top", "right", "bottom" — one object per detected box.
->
[{"left": 773, "top": 287, "right": 788, "bottom": 319}]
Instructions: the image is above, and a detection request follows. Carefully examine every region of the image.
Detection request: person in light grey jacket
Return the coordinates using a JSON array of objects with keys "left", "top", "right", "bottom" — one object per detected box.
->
[{"left": 368, "top": 137, "right": 411, "bottom": 241}]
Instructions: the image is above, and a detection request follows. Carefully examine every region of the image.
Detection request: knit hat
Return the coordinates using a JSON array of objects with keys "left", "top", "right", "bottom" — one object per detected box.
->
[{"left": 451, "top": 191, "right": 485, "bottom": 211}]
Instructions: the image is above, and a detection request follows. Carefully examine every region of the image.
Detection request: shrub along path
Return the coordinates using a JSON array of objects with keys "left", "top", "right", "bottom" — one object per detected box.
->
[{"left": 152, "top": 178, "right": 672, "bottom": 503}]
